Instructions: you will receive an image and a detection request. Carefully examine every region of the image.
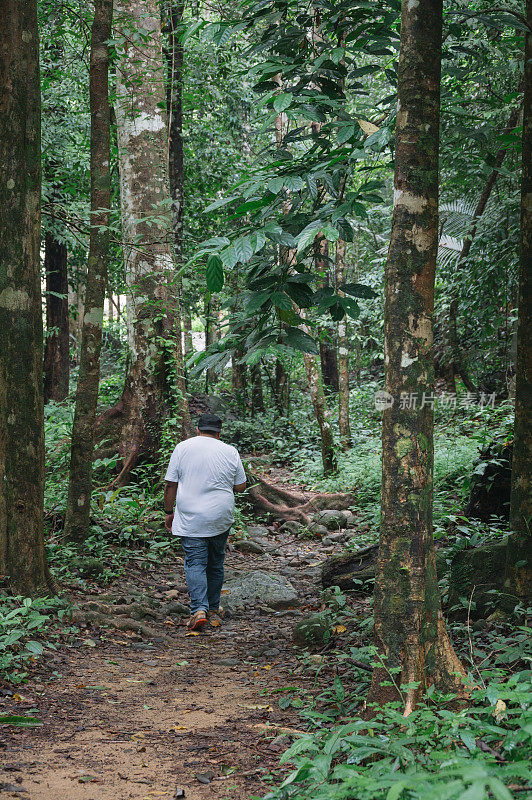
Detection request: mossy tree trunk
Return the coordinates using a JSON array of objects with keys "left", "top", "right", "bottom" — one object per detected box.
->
[
  {"left": 367, "top": 0, "right": 465, "bottom": 713},
  {"left": 507, "top": 0, "right": 532, "bottom": 601},
  {"left": 0, "top": 0, "right": 52, "bottom": 592},
  {"left": 64, "top": 0, "right": 112, "bottom": 542}
]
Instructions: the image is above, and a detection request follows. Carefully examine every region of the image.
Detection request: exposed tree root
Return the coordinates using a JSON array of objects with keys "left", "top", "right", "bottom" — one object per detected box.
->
[
  {"left": 248, "top": 471, "right": 355, "bottom": 524},
  {"left": 70, "top": 604, "right": 165, "bottom": 640}
]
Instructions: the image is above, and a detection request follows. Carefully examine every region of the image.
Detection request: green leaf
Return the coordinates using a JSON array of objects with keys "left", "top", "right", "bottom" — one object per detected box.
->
[
  {"left": 274, "top": 92, "right": 293, "bottom": 113},
  {"left": 337, "top": 124, "right": 356, "bottom": 144},
  {"left": 284, "top": 327, "right": 318, "bottom": 355},
  {"left": 206, "top": 255, "right": 224, "bottom": 292},
  {"left": 341, "top": 282, "right": 378, "bottom": 299},
  {"left": 295, "top": 221, "right": 321, "bottom": 253},
  {"left": 25, "top": 640, "right": 44, "bottom": 655},
  {"left": 233, "top": 236, "right": 254, "bottom": 264},
  {"left": 0, "top": 715, "right": 42, "bottom": 727}
]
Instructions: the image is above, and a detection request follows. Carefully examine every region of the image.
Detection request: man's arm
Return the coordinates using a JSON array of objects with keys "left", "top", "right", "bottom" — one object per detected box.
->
[
  {"left": 164, "top": 481, "right": 178, "bottom": 531},
  {"left": 233, "top": 481, "right": 246, "bottom": 493}
]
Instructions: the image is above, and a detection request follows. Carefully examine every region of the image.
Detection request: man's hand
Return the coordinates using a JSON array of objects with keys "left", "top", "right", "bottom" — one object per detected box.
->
[{"left": 164, "top": 481, "right": 178, "bottom": 531}]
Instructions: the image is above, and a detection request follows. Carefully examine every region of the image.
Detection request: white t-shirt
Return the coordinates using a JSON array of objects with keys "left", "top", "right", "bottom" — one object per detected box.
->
[{"left": 165, "top": 435, "right": 246, "bottom": 538}]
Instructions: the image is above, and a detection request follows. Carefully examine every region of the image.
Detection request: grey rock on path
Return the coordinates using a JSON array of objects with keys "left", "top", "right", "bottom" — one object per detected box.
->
[
  {"left": 222, "top": 570, "right": 298, "bottom": 612},
  {"left": 313, "top": 510, "right": 348, "bottom": 530}
]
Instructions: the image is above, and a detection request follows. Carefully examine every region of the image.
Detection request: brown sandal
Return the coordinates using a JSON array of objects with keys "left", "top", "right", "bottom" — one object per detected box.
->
[{"left": 187, "top": 610, "right": 208, "bottom": 631}]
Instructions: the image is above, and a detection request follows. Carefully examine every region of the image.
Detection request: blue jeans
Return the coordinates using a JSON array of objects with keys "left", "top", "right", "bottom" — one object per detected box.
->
[{"left": 180, "top": 530, "right": 230, "bottom": 613}]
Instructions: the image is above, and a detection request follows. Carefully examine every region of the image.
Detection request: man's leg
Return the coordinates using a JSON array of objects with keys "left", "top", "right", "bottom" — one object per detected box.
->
[
  {"left": 180, "top": 537, "right": 209, "bottom": 613},
  {"left": 206, "top": 530, "right": 230, "bottom": 611}
]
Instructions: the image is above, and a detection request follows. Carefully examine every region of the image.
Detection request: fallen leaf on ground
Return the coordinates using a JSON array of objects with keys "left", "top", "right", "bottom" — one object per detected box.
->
[{"left": 333, "top": 625, "right": 347, "bottom": 634}]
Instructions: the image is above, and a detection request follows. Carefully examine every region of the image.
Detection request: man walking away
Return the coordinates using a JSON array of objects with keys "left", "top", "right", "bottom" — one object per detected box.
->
[{"left": 164, "top": 413, "right": 246, "bottom": 631}]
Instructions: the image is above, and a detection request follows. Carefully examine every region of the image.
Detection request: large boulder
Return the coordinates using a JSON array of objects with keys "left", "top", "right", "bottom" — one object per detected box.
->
[
  {"left": 313, "top": 510, "right": 348, "bottom": 530},
  {"left": 222, "top": 570, "right": 298, "bottom": 612}
]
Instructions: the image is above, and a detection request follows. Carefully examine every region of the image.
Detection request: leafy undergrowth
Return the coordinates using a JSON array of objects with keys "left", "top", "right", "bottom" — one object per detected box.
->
[
  {"left": 269, "top": 591, "right": 532, "bottom": 800},
  {"left": 0, "top": 596, "right": 72, "bottom": 685}
]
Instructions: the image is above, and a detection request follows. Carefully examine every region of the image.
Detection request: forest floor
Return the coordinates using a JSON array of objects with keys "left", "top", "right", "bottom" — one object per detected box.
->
[{"left": 0, "top": 528, "right": 351, "bottom": 800}]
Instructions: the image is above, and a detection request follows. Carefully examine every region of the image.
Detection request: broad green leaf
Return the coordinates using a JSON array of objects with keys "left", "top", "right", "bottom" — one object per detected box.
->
[
  {"left": 274, "top": 92, "right": 293, "bottom": 113},
  {"left": 233, "top": 236, "right": 254, "bottom": 264},
  {"left": 284, "top": 327, "right": 319, "bottom": 355},
  {"left": 206, "top": 254, "right": 224, "bottom": 292}
]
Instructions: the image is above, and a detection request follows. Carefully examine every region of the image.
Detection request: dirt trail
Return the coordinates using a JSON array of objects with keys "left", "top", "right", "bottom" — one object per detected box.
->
[{"left": 0, "top": 533, "right": 336, "bottom": 800}]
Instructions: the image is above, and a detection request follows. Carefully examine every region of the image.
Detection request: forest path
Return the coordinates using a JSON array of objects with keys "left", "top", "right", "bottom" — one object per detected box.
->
[{"left": 1, "top": 531, "right": 339, "bottom": 800}]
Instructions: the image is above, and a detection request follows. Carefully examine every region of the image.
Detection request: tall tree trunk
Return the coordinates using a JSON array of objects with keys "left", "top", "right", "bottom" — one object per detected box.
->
[
  {"left": 336, "top": 239, "right": 351, "bottom": 449},
  {"left": 64, "top": 0, "right": 112, "bottom": 541},
  {"left": 109, "top": 0, "right": 183, "bottom": 482},
  {"left": 43, "top": 233, "right": 70, "bottom": 402},
  {"left": 367, "top": 0, "right": 465, "bottom": 713},
  {"left": 42, "top": 23, "right": 69, "bottom": 404},
  {"left": 506, "top": 0, "right": 532, "bottom": 601},
  {"left": 166, "top": 0, "right": 193, "bottom": 438},
  {"left": 0, "top": 0, "right": 51, "bottom": 592}
]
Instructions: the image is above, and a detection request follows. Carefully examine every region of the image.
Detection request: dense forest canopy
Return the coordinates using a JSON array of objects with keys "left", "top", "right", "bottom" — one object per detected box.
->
[{"left": 0, "top": 0, "right": 530, "bottom": 797}]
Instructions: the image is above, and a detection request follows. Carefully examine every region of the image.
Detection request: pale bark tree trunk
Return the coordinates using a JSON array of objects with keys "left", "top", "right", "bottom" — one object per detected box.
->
[
  {"left": 64, "top": 0, "right": 112, "bottom": 542},
  {"left": 0, "top": 0, "right": 51, "bottom": 591},
  {"left": 336, "top": 238, "right": 351, "bottom": 449},
  {"left": 166, "top": 0, "right": 193, "bottom": 437},
  {"left": 44, "top": 233, "right": 70, "bottom": 402},
  {"left": 108, "top": 0, "right": 190, "bottom": 483},
  {"left": 506, "top": 0, "right": 532, "bottom": 601},
  {"left": 367, "top": 0, "right": 465, "bottom": 712}
]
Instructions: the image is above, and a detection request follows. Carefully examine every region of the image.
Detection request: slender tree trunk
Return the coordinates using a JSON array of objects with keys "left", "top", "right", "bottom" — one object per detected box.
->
[
  {"left": 251, "top": 363, "right": 265, "bottom": 415},
  {"left": 232, "top": 348, "right": 248, "bottom": 411},
  {"left": 183, "top": 309, "right": 193, "bottom": 357},
  {"left": 336, "top": 239, "right": 351, "bottom": 448},
  {"left": 315, "top": 239, "right": 339, "bottom": 392},
  {"left": 0, "top": 0, "right": 51, "bottom": 592},
  {"left": 367, "top": 0, "right": 465, "bottom": 713},
  {"left": 506, "top": 0, "right": 532, "bottom": 601},
  {"left": 166, "top": 0, "right": 193, "bottom": 438},
  {"left": 109, "top": 0, "right": 184, "bottom": 482},
  {"left": 274, "top": 359, "right": 290, "bottom": 415},
  {"left": 64, "top": 0, "right": 112, "bottom": 541},
  {"left": 44, "top": 233, "right": 70, "bottom": 402}
]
